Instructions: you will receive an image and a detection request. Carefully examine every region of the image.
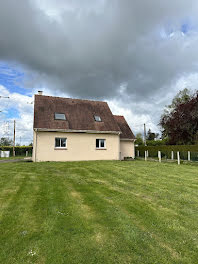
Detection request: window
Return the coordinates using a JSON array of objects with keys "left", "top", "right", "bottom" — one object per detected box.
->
[
  {"left": 96, "top": 139, "right": 106, "bottom": 149},
  {"left": 94, "top": 115, "right": 101, "bottom": 122},
  {"left": 55, "top": 138, "right": 67, "bottom": 148},
  {"left": 55, "top": 113, "right": 66, "bottom": 120}
]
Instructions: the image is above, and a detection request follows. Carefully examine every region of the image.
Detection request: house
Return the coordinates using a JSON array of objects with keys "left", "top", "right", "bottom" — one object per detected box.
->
[{"left": 32, "top": 92, "right": 135, "bottom": 162}]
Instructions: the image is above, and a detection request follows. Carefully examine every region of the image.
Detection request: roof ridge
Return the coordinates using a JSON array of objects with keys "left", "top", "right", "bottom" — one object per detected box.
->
[{"left": 35, "top": 94, "right": 107, "bottom": 104}]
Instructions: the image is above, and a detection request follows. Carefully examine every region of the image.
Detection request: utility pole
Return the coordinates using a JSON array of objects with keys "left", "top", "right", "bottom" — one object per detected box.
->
[
  {"left": 144, "top": 123, "right": 147, "bottom": 146},
  {"left": 13, "top": 120, "right": 16, "bottom": 157}
]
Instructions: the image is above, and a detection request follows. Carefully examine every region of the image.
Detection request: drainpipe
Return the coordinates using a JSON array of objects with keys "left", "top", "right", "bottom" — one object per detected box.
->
[{"left": 34, "top": 129, "right": 38, "bottom": 162}]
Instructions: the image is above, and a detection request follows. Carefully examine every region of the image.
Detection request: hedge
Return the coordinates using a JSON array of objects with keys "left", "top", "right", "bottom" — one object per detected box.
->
[
  {"left": 0, "top": 146, "right": 33, "bottom": 156},
  {"left": 136, "top": 145, "right": 198, "bottom": 159}
]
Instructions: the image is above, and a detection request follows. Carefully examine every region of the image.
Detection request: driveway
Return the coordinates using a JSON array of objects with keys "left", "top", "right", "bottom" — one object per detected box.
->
[{"left": 0, "top": 158, "right": 32, "bottom": 163}]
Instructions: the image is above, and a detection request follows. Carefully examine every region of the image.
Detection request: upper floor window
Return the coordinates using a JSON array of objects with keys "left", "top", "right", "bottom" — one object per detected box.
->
[
  {"left": 94, "top": 115, "right": 101, "bottom": 122},
  {"left": 55, "top": 113, "right": 66, "bottom": 120}
]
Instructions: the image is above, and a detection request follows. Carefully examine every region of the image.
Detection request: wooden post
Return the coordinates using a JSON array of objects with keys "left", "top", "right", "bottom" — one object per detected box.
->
[
  {"left": 145, "top": 151, "right": 147, "bottom": 161},
  {"left": 177, "top": 151, "right": 180, "bottom": 165},
  {"left": 171, "top": 151, "right": 174, "bottom": 160},
  {"left": 13, "top": 120, "right": 16, "bottom": 157},
  {"left": 158, "top": 151, "right": 161, "bottom": 163},
  {"left": 188, "top": 151, "right": 190, "bottom": 161}
]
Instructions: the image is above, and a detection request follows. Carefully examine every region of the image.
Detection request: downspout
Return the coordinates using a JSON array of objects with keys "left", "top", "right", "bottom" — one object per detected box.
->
[{"left": 34, "top": 129, "right": 38, "bottom": 162}]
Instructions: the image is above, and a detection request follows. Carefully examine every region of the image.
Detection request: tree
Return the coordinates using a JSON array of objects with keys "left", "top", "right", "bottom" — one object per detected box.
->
[
  {"left": 147, "top": 129, "right": 156, "bottom": 141},
  {"left": 146, "top": 129, "right": 159, "bottom": 141},
  {"left": 135, "top": 133, "right": 143, "bottom": 145},
  {"left": 168, "top": 88, "right": 192, "bottom": 110},
  {"left": 160, "top": 89, "right": 198, "bottom": 145},
  {"left": 0, "top": 137, "right": 13, "bottom": 146}
]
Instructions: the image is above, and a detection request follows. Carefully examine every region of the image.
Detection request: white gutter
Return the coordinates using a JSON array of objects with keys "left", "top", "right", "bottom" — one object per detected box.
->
[
  {"left": 33, "top": 128, "right": 121, "bottom": 135},
  {"left": 120, "top": 138, "right": 136, "bottom": 142}
]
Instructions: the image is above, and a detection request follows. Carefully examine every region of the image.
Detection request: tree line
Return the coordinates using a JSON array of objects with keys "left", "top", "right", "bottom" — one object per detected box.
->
[{"left": 137, "top": 88, "right": 198, "bottom": 146}]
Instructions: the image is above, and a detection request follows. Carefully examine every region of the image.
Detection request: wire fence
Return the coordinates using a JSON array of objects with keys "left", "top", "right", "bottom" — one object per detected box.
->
[{"left": 136, "top": 149, "right": 198, "bottom": 162}]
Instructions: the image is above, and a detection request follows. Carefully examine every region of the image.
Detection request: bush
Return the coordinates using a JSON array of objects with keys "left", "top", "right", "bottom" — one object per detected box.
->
[
  {"left": 146, "top": 139, "right": 168, "bottom": 146},
  {"left": 0, "top": 146, "right": 33, "bottom": 157}
]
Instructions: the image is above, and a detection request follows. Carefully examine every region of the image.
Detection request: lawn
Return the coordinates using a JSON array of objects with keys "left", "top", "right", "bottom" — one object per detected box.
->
[{"left": 0, "top": 160, "right": 198, "bottom": 264}]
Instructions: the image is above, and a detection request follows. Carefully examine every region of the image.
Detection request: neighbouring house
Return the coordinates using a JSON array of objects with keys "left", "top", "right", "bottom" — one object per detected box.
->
[{"left": 33, "top": 92, "right": 135, "bottom": 162}]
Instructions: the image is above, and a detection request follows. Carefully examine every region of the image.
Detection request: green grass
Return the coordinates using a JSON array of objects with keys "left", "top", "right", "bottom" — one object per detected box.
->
[{"left": 0, "top": 160, "right": 198, "bottom": 264}]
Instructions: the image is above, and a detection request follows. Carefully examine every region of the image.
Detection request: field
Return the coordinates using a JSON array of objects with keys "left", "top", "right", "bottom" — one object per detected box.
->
[{"left": 0, "top": 160, "right": 198, "bottom": 264}]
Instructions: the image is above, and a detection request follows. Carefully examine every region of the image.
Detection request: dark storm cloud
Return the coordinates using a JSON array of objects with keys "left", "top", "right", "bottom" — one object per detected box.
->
[{"left": 1, "top": 0, "right": 198, "bottom": 131}]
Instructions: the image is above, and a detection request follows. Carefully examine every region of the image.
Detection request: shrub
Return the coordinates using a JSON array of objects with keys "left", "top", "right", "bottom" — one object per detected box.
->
[{"left": 146, "top": 139, "right": 168, "bottom": 146}]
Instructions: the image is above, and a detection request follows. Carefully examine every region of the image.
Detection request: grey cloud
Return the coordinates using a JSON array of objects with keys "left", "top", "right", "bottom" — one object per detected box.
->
[{"left": 1, "top": 0, "right": 198, "bottom": 132}]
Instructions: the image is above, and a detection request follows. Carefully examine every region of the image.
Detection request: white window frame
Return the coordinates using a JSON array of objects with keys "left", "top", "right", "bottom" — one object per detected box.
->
[
  {"left": 96, "top": 139, "right": 106, "bottom": 149},
  {"left": 55, "top": 137, "right": 67, "bottom": 149}
]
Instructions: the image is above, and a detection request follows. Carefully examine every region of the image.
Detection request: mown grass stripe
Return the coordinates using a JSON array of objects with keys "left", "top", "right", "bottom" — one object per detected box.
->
[{"left": 0, "top": 160, "right": 198, "bottom": 264}]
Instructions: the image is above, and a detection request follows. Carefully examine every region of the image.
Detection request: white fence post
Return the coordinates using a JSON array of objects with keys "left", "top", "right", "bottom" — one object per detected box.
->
[
  {"left": 171, "top": 151, "right": 174, "bottom": 160},
  {"left": 137, "top": 150, "right": 139, "bottom": 157},
  {"left": 26, "top": 151, "right": 28, "bottom": 157},
  {"left": 145, "top": 151, "right": 147, "bottom": 161},
  {"left": 147, "top": 150, "right": 149, "bottom": 158},
  {"left": 177, "top": 151, "right": 180, "bottom": 165},
  {"left": 158, "top": 151, "right": 161, "bottom": 163},
  {"left": 188, "top": 151, "right": 191, "bottom": 161}
]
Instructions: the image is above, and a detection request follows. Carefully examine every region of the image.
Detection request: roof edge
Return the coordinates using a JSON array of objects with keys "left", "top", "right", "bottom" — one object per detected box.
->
[
  {"left": 34, "top": 94, "right": 108, "bottom": 104},
  {"left": 34, "top": 128, "right": 121, "bottom": 135},
  {"left": 120, "top": 138, "right": 136, "bottom": 141}
]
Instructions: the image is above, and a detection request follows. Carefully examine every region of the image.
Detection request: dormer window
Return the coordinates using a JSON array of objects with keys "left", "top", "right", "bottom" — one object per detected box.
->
[
  {"left": 55, "top": 113, "right": 66, "bottom": 120},
  {"left": 94, "top": 115, "right": 101, "bottom": 122}
]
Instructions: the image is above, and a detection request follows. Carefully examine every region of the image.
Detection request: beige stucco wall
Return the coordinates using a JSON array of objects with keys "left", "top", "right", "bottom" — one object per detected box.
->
[
  {"left": 120, "top": 140, "right": 135, "bottom": 160},
  {"left": 33, "top": 131, "right": 120, "bottom": 162}
]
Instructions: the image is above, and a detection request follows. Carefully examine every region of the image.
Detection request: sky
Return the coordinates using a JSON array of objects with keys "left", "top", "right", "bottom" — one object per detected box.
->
[{"left": 1, "top": 0, "right": 198, "bottom": 144}]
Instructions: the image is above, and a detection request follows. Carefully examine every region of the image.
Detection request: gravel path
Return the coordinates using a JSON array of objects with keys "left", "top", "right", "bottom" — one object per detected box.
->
[{"left": 0, "top": 158, "right": 32, "bottom": 163}]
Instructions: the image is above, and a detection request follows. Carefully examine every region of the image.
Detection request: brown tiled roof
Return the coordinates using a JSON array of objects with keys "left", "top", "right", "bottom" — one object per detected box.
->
[
  {"left": 114, "top": 115, "right": 135, "bottom": 140},
  {"left": 34, "top": 95, "right": 121, "bottom": 133}
]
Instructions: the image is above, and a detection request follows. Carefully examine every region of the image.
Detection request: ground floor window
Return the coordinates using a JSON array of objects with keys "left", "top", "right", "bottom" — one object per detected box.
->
[
  {"left": 55, "top": 138, "right": 67, "bottom": 148},
  {"left": 96, "top": 139, "right": 106, "bottom": 149}
]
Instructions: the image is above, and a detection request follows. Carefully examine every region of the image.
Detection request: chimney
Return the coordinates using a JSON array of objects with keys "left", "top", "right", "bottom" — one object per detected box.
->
[{"left": 38, "top": 91, "right": 43, "bottom": 95}]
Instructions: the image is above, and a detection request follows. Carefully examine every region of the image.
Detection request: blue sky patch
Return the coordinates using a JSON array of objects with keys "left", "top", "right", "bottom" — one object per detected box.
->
[
  {"left": 0, "top": 62, "right": 31, "bottom": 96},
  {"left": 4, "top": 107, "right": 20, "bottom": 119}
]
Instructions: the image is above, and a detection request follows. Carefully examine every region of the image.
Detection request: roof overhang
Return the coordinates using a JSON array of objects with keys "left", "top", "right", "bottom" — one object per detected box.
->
[
  {"left": 120, "top": 138, "right": 136, "bottom": 142},
  {"left": 34, "top": 128, "right": 121, "bottom": 135}
]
